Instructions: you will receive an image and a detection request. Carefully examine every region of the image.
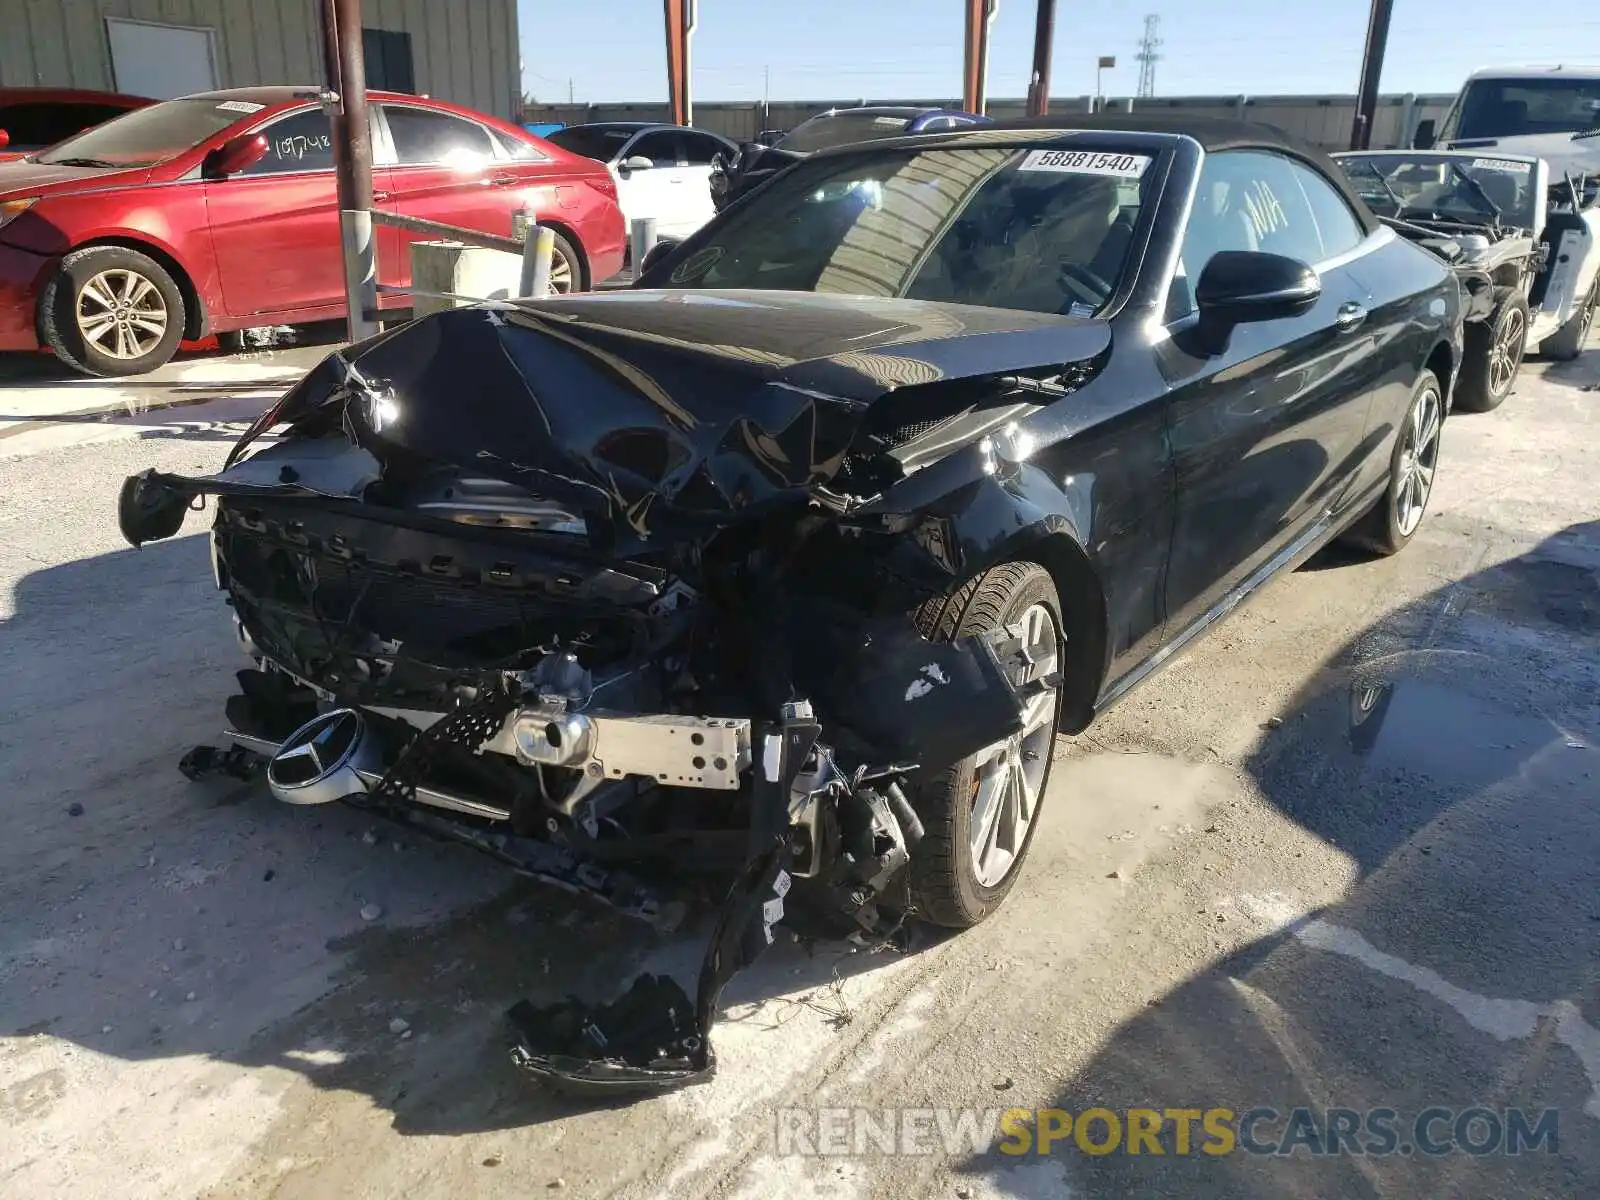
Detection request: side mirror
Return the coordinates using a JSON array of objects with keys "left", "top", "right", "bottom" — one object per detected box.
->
[
  {"left": 203, "top": 133, "right": 269, "bottom": 179},
  {"left": 619, "top": 155, "right": 653, "bottom": 174},
  {"left": 1412, "top": 118, "right": 1437, "bottom": 149},
  {"left": 1190, "top": 250, "right": 1321, "bottom": 355},
  {"left": 638, "top": 236, "right": 682, "bottom": 277}
]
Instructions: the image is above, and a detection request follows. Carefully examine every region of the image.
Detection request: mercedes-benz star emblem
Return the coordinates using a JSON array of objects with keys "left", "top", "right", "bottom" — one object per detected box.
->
[{"left": 269, "top": 710, "right": 362, "bottom": 788}]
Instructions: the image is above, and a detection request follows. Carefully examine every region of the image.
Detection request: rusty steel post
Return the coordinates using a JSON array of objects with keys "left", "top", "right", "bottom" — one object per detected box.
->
[
  {"left": 1025, "top": 0, "right": 1057, "bottom": 117},
  {"left": 1350, "top": 0, "right": 1394, "bottom": 150},
  {"left": 962, "top": 0, "right": 999, "bottom": 116},
  {"left": 664, "top": 0, "right": 695, "bottom": 126},
  {"left": 321, "top": 0, "right": 378, "bottom": 338}
]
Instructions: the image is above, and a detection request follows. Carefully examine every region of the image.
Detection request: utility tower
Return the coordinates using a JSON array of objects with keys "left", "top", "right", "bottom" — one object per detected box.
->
[{"left": 1135, "top": 14, "right": 1162, "bottom": 99}]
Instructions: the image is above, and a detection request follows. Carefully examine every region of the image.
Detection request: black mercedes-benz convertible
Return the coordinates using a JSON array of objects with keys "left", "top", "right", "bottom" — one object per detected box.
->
[{"left": 117, "top": 116, "right": 1463, "bottom": 1090}]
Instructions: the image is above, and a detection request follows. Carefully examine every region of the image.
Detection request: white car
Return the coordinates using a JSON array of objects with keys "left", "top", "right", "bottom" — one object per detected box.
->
[
  {"left": 1416, "top": 67, "right": 1600, "bottom": 357},
  {"left": 545, "top": 122, "right": 735, "bottom": 242}
]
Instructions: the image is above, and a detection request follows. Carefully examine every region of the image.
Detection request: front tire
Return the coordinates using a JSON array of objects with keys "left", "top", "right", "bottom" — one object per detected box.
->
[
  {"left": 908, "top": 562, "right": 1062, "bottom": 928},
  {"left": 39, "top": 245, "right": 186, "bottom": 377},
  {"left": 1539, "top": 275, "right": 1597, "bottom": 362},
  {"left": 1343, "top": 368, "right": 1443, "bottom": 557},
  {"left": 1456, "top": 292, "right": 1527, "bottom": 412}
]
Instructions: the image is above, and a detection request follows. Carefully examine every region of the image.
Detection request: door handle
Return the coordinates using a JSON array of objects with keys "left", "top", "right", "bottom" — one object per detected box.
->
[
  {"left": 1334, "top": 302, "right": 1367, "bottom": 331},
  {"left": 372, "top": 190, "right": 391, "bottom": 202},
  {"left": 490, "top": 173, "right": 517, "bottom": 187}
]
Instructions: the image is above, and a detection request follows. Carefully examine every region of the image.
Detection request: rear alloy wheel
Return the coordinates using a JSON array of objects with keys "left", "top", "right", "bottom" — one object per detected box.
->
[
  {"left": 40, "top": 245, "right": 186, "bottom": 377},
  {"left": 1456, "top": 292, "right": 1527, "bottom": 412},
  {"left": 545, "top": 230, "right": 583, "bottom": 294},
  {"left": 1344, "top": 368, "right": 1443, "bottom": 557},
  {"left": 909, "top": 562, "right": 1062, "bottom": 928}
]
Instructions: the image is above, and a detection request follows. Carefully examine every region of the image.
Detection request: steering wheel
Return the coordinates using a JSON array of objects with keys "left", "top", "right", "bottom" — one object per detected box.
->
[{"left": 1059, "top": 262, "right": 1112, "bottom": 307}]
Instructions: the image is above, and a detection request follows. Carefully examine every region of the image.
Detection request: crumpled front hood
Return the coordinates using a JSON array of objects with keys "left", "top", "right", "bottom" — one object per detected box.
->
[{"left": 262, "top": 290, "right": 1110, "bottom": 552}]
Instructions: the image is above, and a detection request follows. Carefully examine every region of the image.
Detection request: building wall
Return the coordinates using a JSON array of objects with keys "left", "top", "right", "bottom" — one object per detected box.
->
[
  {"left": 0, "top": 0, "right": 520, "bottom": 120},
  {"left": 525, "top": 92, "right": 1458, "bottom": 152}
]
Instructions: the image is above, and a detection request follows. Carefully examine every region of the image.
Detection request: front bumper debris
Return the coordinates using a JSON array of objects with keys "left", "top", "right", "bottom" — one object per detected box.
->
[{"left": 504, "top": 702, "right": 816, "bottom": 1094}]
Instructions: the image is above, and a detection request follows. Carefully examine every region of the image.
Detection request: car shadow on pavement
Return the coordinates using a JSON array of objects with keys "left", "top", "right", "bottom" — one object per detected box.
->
[
  {"left": 0, "top": 322, "right": 347, "bottom": 389},
  {"left": 0, "top": 533, "right": 908, "bottom": 1140},
  {"left": 1530, "top": 342, "right": 1599, "bottom": 391},
  {"left": 956, "top": 521, "right": 1600, "bottom": 1199}
]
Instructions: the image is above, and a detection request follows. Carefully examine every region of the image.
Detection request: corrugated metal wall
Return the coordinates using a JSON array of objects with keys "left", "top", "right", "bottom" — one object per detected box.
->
[
  {"left": 0, "top": 0, "right": 520, "bottom": 119},
  {"left": 525, "top": 92, "right": 1458, "bottom": 152}
]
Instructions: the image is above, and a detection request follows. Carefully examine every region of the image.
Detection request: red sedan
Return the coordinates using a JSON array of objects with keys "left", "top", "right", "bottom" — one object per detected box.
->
[
  {"left": 0, "top": 87, "right": 152, "bottom": 161},
  {"left": 0, "top": 87, "right": 625, "bottom": 375}
]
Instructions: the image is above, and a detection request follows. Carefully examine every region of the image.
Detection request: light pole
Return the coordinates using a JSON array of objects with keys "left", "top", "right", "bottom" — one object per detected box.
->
[
  {"left": 1096, "top": 55, "right": 1116, "bottom": 113},
  {"left": 1026, "top": 0, "right": 1057, "bottom": 117}
]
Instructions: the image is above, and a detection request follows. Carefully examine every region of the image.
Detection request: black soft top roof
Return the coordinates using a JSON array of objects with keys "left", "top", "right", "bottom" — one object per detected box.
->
[{"left": 988, "top": 112, "right": 1380, "bottom": 235}]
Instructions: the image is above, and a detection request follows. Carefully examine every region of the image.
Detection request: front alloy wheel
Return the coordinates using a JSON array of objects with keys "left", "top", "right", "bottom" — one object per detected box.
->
[
  {"left": 40, "top": 244, "right": 187, "bottom": 377},
  {"left": 75, "top": 268, "right": 170, "bottom": 362},
  {"left": 909, "top": 562, "right": 1064, "bottom": 927},
  {"left": 966, "top": 602, "right": 1059, "bottom": 887}
]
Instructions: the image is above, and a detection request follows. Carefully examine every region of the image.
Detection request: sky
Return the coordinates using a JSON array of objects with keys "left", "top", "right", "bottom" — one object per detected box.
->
[{"left": 518, "top": 0, "right": 1600, "bottom": 105}]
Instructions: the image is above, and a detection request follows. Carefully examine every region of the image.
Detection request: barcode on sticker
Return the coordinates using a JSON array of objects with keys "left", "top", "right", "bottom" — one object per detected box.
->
[
  {"left": 1471, "top": 157, "right": 1531, "bottom": 175},
  {"left": 216, "top": 100, "right": 265, "bottom": 115},
  {"left": 1019, "top": 149, "right": 1151, "bottom": 177}
]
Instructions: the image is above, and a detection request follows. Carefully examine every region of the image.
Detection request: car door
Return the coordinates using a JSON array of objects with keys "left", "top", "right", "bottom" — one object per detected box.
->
[
  {"left": 380, "top": 103, "right": 524, "bottom": 273},
  {"left": 204, "top": 107, "right": 391, "bottom": 318},
  {"left": 1159, "top": 149, "right": 1379, "bottom": 635},
  {"left": 672, "top": 131, "right": 729, "bottom": 237},
  {"left": 614, "top": 129, "right": 687, "bottom": 237}
]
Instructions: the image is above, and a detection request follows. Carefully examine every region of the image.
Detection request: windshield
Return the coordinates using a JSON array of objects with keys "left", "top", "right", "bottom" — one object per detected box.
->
[
  {"left": 1338, "top": 153, "right": 1540, "bottom": 229},
  {"left": 653, "top": 145, "right": 1154, "bottom": 316},
  {"left": 1447, "top": 77, "right": 1600, "bottom": 140},
  {"left": 775, "top": 111, "right": 917, "bottom": 154},
  {"left": 36, "top": 96, "right": 252, "bottom": 168},
  {"left": 545, "top": 125, "right": 636, "bottom": 162}
]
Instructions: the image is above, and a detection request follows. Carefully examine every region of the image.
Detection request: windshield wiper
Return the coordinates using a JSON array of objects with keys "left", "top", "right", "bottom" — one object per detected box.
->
[
  {"left": 1449, "top": 162, "right": 1501, "bottom": 221},
  {"left": 1349, "top": 160, "right": 1406, "bottom": 211},
  {"left": 45, "top": 157, "right": 119, "bottom": 168}
]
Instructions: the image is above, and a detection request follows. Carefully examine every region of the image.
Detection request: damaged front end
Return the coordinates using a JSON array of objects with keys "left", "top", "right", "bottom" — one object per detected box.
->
[{"left": 118, "top": 293, "right": 1104, "bottom": 1090}]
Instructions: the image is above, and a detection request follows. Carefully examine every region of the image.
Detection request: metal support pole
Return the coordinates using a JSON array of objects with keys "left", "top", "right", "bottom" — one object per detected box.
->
[
  {"left": 962, "top": 0, "right": 999, "bottom": 116},
  {"left": 663, "top": 0, "right": 695, "bottom": 126},
  {"left": 1025, "top": 0, "right": 1056, "bottom": 117},
  {"left": 523, "top": 226, "right": 556, "bottom": 298},
  {"left": 1350, "top": 0, "right": 1394, "bottom": 150},
  {"left": 629, "top": 217, "right": 658, "bottom": 279},
  {"left": 322, "top": 0, "right": 378, "bottom": 340}
]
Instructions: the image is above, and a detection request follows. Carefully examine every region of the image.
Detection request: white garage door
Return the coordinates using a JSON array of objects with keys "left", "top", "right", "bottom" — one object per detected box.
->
[{"left": 106, "top": 18, "right": 219, "bottom": 100}]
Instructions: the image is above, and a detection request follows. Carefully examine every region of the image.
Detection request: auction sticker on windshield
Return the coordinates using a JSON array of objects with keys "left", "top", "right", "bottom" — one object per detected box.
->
[
  {"left": 1018, "top": 149, "right": 1151, "bottom": 177},
  {"left": 1471, "top": 157, "right": 1532, "bottom": 174}
]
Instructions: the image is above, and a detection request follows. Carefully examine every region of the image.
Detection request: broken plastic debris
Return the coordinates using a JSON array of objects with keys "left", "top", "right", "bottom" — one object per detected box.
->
[
  {"left": 389, "top": 1017, "right": 410, "bottom": 1035},
  {"left": 360, "top": 904, "right": 383, "bottom": 922}
]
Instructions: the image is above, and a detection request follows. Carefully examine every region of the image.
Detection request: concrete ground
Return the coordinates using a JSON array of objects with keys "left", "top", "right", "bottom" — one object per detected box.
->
[{"left": 0, "top": 338, "right": 1595, "bottom": 1200}]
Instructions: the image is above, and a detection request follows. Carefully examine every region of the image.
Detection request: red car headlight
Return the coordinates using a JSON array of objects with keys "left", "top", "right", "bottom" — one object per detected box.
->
[{"left": 0, "top": 197, "right": 38, "bottom": 231}]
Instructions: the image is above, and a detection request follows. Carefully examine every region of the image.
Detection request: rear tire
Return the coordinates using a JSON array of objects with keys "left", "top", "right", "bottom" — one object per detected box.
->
[
  {"left": 546, "top": 230, "right": 586, "bottom": 293},
  {"left": 1455, "top": 292, "right": 1527, "bottom": 412},
  {"left": 1343, "top": 368, "right": 1443, "bottom": 557},
  {"left": 1539, "top": 275, "right": 1597, "bottom": 362},
  {"left": 907, "top": 562, "right": 1062, "bottom": 928},
  {"left": 39, "top": 245, "right": 186, "bottom": 377}
]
